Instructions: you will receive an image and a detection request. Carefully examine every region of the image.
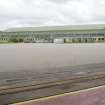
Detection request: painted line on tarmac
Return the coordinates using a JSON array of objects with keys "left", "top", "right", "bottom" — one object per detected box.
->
[{"left": 10, "top": 84, "right": 105, "bottom": 105}]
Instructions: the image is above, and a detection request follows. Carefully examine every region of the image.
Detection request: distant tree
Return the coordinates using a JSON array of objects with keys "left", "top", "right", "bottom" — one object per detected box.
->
[
  {"left": 9, "top": 38, "right": 18, "bottom": 42},
  {"left": 18, "top": 38, "right": 23, "bottom": 42}
]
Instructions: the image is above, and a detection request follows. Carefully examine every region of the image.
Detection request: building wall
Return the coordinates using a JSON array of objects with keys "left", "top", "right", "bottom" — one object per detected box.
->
[{"left": 0, "top": 29, "right": 105, "bottom": 43}]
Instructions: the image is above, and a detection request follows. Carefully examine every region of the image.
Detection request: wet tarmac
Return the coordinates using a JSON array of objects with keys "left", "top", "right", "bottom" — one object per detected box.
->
[
  {"left": 0, "top": 43, "right": 105, "bottom": 104},
  {"left": 0, "top": 63, "right": 105, "bottom": 105},
  {"left": 15, "top": 85, "right": 105, "bottom": 105}
]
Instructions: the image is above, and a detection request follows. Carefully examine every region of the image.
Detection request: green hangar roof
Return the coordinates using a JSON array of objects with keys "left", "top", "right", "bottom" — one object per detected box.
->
[{"left": 4, "top": 24, "right": 105, "bottom": 32}]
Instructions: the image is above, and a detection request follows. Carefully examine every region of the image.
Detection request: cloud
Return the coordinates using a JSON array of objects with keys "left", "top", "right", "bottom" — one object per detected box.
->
[
  {"left": 0, "top": 0, "right": 105, "bottom": 30},
  {"left": 48, "top": 0, "right": 70, "bottom": 4}
]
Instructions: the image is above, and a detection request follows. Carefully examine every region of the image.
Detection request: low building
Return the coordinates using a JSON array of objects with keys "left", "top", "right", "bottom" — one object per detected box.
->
[
  {"left": 0, "top": 24, "right": 105, "bottom": 43},
  {"left": 54, "top": 39, "right": 64, "bottom": 44}
]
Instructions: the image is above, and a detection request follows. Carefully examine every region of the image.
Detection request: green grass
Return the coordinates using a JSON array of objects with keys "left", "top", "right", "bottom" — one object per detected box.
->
[{"left": 0, "top": 41, "right": 17, "bottom": 44}]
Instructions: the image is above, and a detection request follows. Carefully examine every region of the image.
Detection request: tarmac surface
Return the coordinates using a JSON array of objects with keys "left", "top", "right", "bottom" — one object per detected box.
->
[
  {"left": 0, "top": 63, "right": 105, "bottom": 105},
  {"left": 13, "top": 85, "right": 105, "bottom": 105}
]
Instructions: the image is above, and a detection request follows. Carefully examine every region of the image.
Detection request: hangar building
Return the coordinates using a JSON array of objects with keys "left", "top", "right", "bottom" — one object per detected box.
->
[{"left": 0, "top": 24, "right": 105, "bottom": 43}]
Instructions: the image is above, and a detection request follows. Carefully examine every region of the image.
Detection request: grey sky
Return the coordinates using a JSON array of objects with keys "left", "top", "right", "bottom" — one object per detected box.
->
[{"left": 0, "top": 0, "right": 105, "bottom": 30}]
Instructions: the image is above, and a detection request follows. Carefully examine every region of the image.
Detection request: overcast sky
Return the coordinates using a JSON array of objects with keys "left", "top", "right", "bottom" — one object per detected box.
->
[{"left": 0, "top": 0, "right": 105, "bottom": 30}]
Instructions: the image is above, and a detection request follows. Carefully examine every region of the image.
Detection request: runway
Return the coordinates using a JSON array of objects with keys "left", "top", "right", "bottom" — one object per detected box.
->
[
  {"left": 12, "top": 85, "right": 105, "bottom": 105},
  {"left": 0, "top": 63, "right": 105, "bottom": 105}
]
